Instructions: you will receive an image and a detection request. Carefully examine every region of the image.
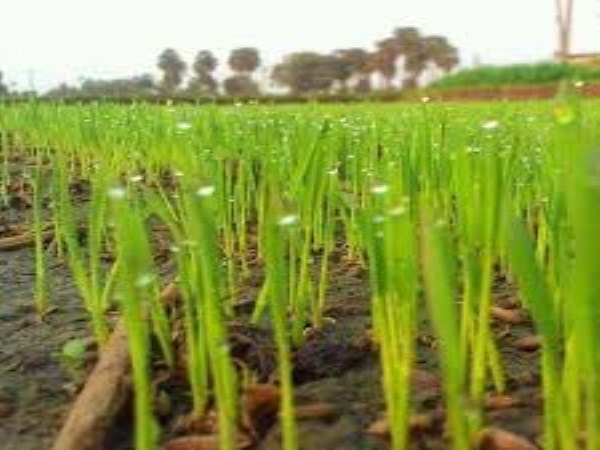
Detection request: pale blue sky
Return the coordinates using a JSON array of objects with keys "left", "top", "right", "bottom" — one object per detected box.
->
[{"left": 1, "top": 0, "right": 599, "bottom": 91}]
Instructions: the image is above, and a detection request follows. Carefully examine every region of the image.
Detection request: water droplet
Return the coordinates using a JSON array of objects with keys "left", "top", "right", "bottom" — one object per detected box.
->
[
  {"left": 108, "top": 187, "right": 126, "bottom": 200},
  {"left": 389, "top": 205, "right": 407, "bottom": 216},
  {"left": 219, "top": 342, "right": 231, "bottom": 353},
  {"left": 176, "top": 122, "right": 192, "bottom": 130},
  {"left": 196, "top": 185, "right": 215, "bottom": 197},
  {"left": 481, "top": 120, "right": 500, "bottom": 131},
  {"left": 135, "top": 273, "right": 155, "bottom": 288},
  {"left": 372, "top": 215, "right": 385, "bottom": 224},
  {"left": 370, "top": 184, "right": 390, "bottom": 195},
  {"left": 278, "top": 214, "right": 299, "bottom": 226}
]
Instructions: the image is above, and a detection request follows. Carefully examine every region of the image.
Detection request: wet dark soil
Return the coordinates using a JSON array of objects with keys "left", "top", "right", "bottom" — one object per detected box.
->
[
  {"left": 0, "top": 235, "right": 90, "bottom": 450},
  {"left": 0, "top": 172, "right": 543, "bottom": 450}
]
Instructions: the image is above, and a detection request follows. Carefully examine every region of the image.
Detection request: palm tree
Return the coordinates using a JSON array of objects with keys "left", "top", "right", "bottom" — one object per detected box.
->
[{"left": 157, "top": 48, "right": 187, "bottom": 96}]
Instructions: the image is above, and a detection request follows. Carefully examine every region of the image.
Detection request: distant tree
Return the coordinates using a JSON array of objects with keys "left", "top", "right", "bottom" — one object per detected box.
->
[
  {"left": 333, "top": 48, "right": 372, "bottom": 92},
  {"left": 188, "top": 73, "right": 219, "bottom": 96},
  {"left": 325, "top": 55, "right": 353, "bottom": 92},
  {"left": 0, "top": 71, "right": 8, "bottom": 96},
  {"left": 78, "top": 74, "right": 157, "bottom": 98},
  {"left": 223, "top": 74, "right": 259, "bottom": 97},
  {"left": 228, "top": 48, "right": 261, "bottom": 74},
  {"left": 373, "top": 38, "right": 399, "bottom": 89},
  {"left": 393, "top": 27, "right": 423, "bottom": 55},
  {"left": 224, "top": 48, "right": 261, "bottom": 96},
  {"left": 157, "top": 48, "right": 187, "bottom": 95},
  {"left": 194, "top": 50, "right": 218, "bottom": 73},
  {"left": 188, "top": 50, "right": 219, "bottom": 95},
  {"left": 45, "top": 83, "right": 80, "bottom": 99},
  {"left": 393, "top": 27, "right": 428, "bottom": 88},
  {"left": 370, "top": 27, "right": 460, "bottom": 89},
  {"left": 355, "top": 77, "right": 372, "bottom": 93},
  {"left": 272, "top": 52, "right": 342, "bottom": 95},
  {"left": 422, "top": 36, "right": 460, "bottom": 74},
  {"left": 42, "top": 75, "right": 157, "bottom": 99}
]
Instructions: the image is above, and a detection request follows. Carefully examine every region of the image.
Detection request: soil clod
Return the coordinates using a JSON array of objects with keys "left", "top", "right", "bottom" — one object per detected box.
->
[{"left": 477, "top": 427, "right": 537, "bottom": 450}]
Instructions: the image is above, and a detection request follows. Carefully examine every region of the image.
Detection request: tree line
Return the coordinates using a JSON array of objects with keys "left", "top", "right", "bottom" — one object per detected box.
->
[
  {"left": 0, "top": 71, "right": 8, "bottom": 96},
  {"left": 6, "top": 26, "right": 460, "bottom": 99}
]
